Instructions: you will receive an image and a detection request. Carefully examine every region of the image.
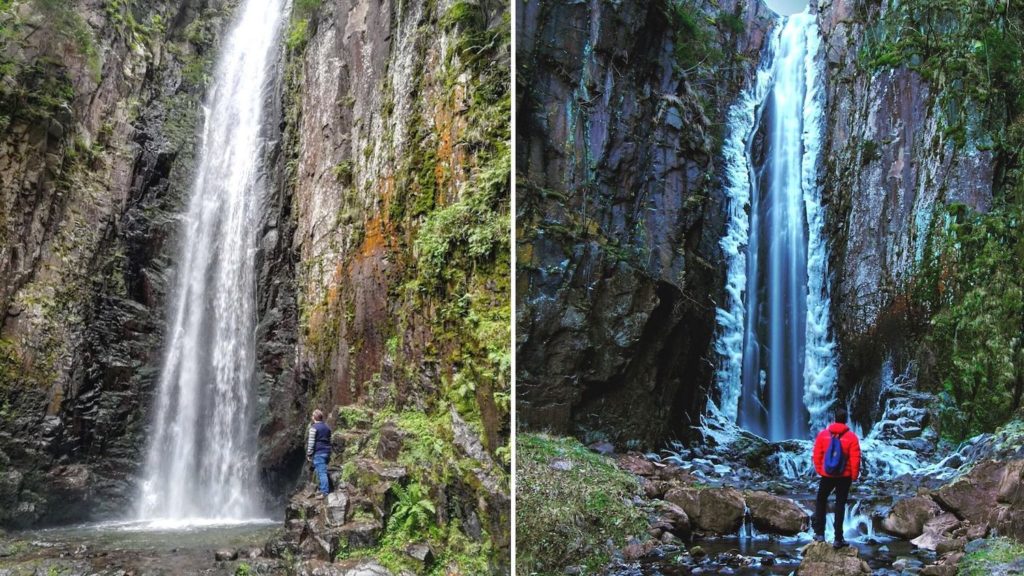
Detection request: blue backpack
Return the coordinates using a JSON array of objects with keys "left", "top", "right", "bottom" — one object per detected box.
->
[{"left": 823, "top": 430, "right": 847, "bottom": 476}]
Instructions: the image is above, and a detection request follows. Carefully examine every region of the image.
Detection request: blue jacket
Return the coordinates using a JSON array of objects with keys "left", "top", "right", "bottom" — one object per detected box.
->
[{"left": 306, "top": 421, "right": 332, "bottom": 457}]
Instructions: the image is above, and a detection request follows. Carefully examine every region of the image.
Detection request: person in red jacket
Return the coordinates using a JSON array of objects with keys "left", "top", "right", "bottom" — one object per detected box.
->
[{"left": 811, "top": 407, "right": 861, "bottom": 548}]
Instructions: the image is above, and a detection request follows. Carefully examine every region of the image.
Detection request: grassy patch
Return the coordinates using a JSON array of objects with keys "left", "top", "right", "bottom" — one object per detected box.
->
[
  {"left": 516, "top": 434, "right": 647, "bottom": 575},
  {"left": 959, "top": 537, "right": 1024, "bottom": 576}
]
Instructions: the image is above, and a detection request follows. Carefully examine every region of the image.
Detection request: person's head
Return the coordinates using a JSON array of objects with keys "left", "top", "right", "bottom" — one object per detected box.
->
[
  {"left": 834, "top": 406, "right": 848, "bottom": 424},
  {"left": 312, "top": 409, "right": 324, "bottom": 422}
]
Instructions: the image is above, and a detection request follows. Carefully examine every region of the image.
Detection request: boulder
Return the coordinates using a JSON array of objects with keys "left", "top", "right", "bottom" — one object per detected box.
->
[
  {"left": 325, "top": 491, "right": 350, "bottom": 526},
  {"left": 337, "top": 520, "right": 383, "bottom": 549},
  {"left": 935, "top": 538, "right": 966, "bottom": 555},
  {"left": 375, "top": 423, "right": 405, "bottom": 461},
  {"left": 653, "top": 500, "right": 690, "bottom": 539},
  {"left": 214, "top": 548, "right": 238, "bottom": 561},
  {"left": 404, "top": 543, "right": 434, "bottom": 569},
  {"left": 911, "top": 513, "right": 962, "bottom": 551},
  {"left": 745, "top": 491, "right": 809, "bottom": 536},
  {"left": 882, "top": 495, "right": 942, "bottom": 538},
  {"left": 797, "top": 541, "right": 870, "bottom": 575},
  {"left": 934, "top": 460, "right": 1006, "bottom": 526},
  {"left": 912, "top": 458, "right": 1024, "bottom": 541},
  {"left": 615, "top": 453, "right": 655, "bottom": 476},
  {"left": 664, "top": 486, "right": 744, "bottom": 534},
  {"left": 920, "top": 565, "right": 956, "bottom": 576}
]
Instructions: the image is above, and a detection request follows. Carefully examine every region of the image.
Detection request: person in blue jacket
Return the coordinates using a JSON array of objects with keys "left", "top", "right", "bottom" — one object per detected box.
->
[{"left": 305, "top": 409, "right": 332, "bottom": 496}]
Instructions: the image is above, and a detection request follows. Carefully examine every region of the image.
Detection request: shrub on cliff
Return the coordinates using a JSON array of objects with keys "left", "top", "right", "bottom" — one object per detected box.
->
[
  {"left": 915, "top": 203, "right": 1024, "bottom": 440},
  {"left": 516, "top": 434, "right": 646, "bottom": 575}
]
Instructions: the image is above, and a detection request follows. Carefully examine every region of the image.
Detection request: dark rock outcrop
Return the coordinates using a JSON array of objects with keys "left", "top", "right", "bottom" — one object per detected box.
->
[
  {"left": 516, "top": 0, "right": 775, "bottom": 445},
  {"left": 280, "top": 484, "right": 384, "bottom": 562}
]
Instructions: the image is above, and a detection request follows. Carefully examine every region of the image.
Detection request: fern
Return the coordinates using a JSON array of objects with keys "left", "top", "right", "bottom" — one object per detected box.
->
[{"left": 389, "top": 482, "right": 436, "bottom": 533}]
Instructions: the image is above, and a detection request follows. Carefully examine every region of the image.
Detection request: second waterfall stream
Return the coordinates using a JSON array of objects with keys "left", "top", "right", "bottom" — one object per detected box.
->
[
  {"left": 714, "top": 11, "right": 838, "bottom": 442},
  {"left": 137, "top": 0, "right": 285, "bottom": 522}
]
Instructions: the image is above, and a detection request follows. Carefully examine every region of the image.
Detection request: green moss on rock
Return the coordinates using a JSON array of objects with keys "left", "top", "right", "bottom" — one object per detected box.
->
[{"left": 959, "top": 537, "right": 1024, "bottom": 576}]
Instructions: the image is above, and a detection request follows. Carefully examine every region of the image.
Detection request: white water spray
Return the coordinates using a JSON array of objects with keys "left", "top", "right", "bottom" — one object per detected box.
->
[
  {"left": 713, "top": 12, "right": 837, "bottom": 440},
  {"left": 137, "top": 0, "right": 285, "bottom": 521}
]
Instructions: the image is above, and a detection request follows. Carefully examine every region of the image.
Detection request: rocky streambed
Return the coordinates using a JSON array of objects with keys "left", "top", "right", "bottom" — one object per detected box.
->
[
  {"left": 583, "top": 414, "right": 1024, "bottom": 576},
  {"left": 0, "top": 518, "right": 408, "bottom": 576}
]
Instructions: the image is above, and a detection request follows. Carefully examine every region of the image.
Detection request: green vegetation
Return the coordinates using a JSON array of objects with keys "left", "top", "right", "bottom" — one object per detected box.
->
[
  {"left": 664, "top": 0, "right": 722, "bottom": 71},
  {"left": 233, "top": 563, "right": 252, "bottom": 576},
  {"left": 329, "top": 407, "right": 494, "bottom": 575},
  {"left": 285, "top": 0, "right": 510, "bottom": 569},
  {"left": 32, "top": 0, "right": 100, "bottom": 78},
  {"left": 285, "top": 0, "right": 320, "bottom": 52},
  {"left": 857, "top": 0, "right": 1024, "bottom": 148},
  {"left": 332, "top": 160, "right": 354, "bottom": 185},
  {"left": 381, "top": 0, "right": 511, "bottom": 453},
  {"left": 389, "top": 481, "right": 436, "bottom": 532},
  {"left": 889, "top": 1, "right": 1024, "bottom": 441},
  {"left": 959, "top": 537, "right": 1024, "bottom": 576},
  {"left": 103, "top": 0, "right": 163, "bottom": 51},
  {"left": 915, "top": 202, "right": 1024, "bottom": 440},
  {"left": 516, "top": 434, "right": 647, "bottom": 575}
]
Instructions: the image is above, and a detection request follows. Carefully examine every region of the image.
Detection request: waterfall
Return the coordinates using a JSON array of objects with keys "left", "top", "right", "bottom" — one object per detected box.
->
[
  {"left": 137, "top": 0, "right": 285, "bottom": 522},
  {"left": 713, "top": 12, "right": 837, "bottom": 441}
]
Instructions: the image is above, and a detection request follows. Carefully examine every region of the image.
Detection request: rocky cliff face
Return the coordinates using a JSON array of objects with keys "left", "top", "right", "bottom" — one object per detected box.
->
[
  {"left": 516, "top": 0, "right": 774, "bottom": 445},
  {"left": 0, "top": 0, "right": 261, "bottom": 526},
  {"left": 815, "top": 0, "right": 1007, "bottom": 425},
  {"left": 283, "top": 0, "right": 510, "bottom": 571}
]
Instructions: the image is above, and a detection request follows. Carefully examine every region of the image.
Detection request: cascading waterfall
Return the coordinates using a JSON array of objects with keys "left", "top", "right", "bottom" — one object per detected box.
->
[
  {"left": 137, "top": 0, "right": 285, "bottom": 522},
  {"left": 713, "top": 11, "right": 837, "bottom": 441}
]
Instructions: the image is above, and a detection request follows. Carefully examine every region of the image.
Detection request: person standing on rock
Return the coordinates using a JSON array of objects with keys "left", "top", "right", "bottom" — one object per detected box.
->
[
  {"left": 306, "top": 409, "right": 332, "bottom": 497},
  {"left": 811, "top": 407, "right": 861, "bottom": 549}
]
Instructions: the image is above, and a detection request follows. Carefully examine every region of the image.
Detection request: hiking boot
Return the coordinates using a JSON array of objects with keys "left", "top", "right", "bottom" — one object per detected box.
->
[
  {"left": 832, "top": 539, "right": 849, "bottom": 549},
  {"left": 812, "top": 534, "right": 825, "bottom": 543}
]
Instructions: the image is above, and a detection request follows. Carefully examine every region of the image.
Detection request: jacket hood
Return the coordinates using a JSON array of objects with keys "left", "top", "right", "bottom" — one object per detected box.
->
[{"left": 827, "top": 423, "right": 850, "bottom": 435}]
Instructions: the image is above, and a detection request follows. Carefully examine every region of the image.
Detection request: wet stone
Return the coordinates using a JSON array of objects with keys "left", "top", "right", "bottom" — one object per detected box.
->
[{"left": 404, "top": 543, "right": 434, "bottom": 568}]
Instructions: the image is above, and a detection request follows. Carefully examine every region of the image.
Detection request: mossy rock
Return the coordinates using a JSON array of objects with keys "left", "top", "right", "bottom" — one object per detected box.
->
[
  {"left": 959, "top": 538, "right": 1024, "bottom": 576},
  {"left": 336, "top": 405, "right": 374, "bottom": 430}
]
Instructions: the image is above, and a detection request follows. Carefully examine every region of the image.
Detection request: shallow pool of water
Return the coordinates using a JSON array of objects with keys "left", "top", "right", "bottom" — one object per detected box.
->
[{"left": 0, "top": 519, "right": 282, "bottom": 575}]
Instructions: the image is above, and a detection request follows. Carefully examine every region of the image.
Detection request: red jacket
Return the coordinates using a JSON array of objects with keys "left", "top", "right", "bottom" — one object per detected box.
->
[{"left": 812, "top": 423, "right": 861, "bottom": 480}]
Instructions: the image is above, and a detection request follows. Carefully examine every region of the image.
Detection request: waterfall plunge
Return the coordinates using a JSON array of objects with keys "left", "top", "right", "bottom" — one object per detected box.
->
[
  {"left": 713, "top": 12, "right": 837, "bottom": 441},
  {"left": 137, "top": 0, "right": 285, "bottom": 521}
]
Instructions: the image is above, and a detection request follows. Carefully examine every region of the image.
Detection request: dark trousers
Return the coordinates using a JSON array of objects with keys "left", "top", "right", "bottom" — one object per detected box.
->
[{"left": 813, "top": 476, "right": 852, "bottom": 540}]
